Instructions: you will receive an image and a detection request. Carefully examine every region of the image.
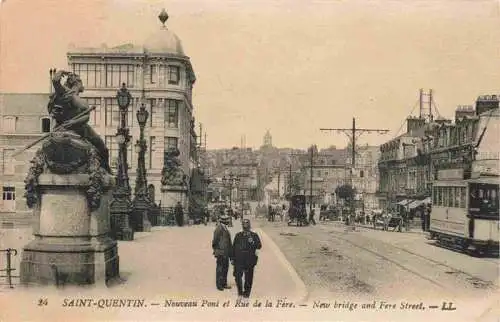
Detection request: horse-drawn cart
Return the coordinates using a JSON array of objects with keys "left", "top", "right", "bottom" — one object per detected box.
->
[{"left": 287, "top": 195, "right": 309, "bottom": 226}]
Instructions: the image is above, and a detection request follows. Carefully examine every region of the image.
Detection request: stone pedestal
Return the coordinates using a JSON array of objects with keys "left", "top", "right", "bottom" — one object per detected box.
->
[
  {"left": 20, "top": 174, "right": 119, "bottom": 287},
  {"left": 131, "top": 198, "right": 152, "bottom": 232},
  {"left": 161, "top": 185, "right": 188, "bottom": 221},
  {"left": 109, "top": 199, "right": 134, "bottom": 241}
]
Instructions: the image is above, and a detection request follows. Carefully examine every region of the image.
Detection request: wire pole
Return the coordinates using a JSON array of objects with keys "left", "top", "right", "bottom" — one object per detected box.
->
[
  {"left": 321, "top": 118, "right": 389, "bottom": 222},
  {"left": 309, "top": 145, "right": 314, "bottom": 216}
]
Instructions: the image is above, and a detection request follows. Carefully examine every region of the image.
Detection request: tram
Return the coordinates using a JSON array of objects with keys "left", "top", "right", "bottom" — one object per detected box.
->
[
  {"left": 430, "top": 176, "right": 499, "bottom": 254},
  {"left": 429, "top": 105, "right": 499, "bottom": 255}
]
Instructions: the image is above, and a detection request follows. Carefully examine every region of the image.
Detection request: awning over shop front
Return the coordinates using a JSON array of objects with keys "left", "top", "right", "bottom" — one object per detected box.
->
[
  {"left": 407, "top": 197, "right": 432, "bottom": 209},
  {"left": 396, "top": 199, "right": 410, "bottom": 206}
]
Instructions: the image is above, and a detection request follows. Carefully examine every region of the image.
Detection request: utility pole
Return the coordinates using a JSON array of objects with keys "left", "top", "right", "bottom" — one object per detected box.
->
[
  {"left": 321, "top": 118, "right": 389, "bottom": 219},
  {"left": 309, "top": 145, "right": 314, "bottom": 216},
  {"left": 277, "top": 170, "right": 280, "bottom": 198},
  {"left": 288, "top": 163, "right": 292, "bottom": 196},
  {"left": 290, "top": 147, "right": 339, "bottom": 216}
]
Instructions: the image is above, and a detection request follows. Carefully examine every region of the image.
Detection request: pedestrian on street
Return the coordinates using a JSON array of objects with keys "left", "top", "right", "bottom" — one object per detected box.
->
[
  {"left": 174, "top": 202, "right": 184, "bottom": 227},
  {"left": 212, "top": 214, "right": 233, "bottom": 291},
  {"left": 425, "top": 205, "right": 432, "bottom": 231},
  {"left": 309, "top": 207, "right": 317, "bottom": 225},
  {"left": 231, "top": 219, "right": 262, "bottom": 298}
]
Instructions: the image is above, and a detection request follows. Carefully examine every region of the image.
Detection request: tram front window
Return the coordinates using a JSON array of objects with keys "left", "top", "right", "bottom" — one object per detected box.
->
[{"left": 469, "top": 183, "right": 499, "bottom": 217}]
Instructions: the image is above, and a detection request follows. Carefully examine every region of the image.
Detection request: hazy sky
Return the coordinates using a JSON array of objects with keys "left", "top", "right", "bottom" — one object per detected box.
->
[{"left": 1, "top": 0, "right": 499, "bottom": 149}]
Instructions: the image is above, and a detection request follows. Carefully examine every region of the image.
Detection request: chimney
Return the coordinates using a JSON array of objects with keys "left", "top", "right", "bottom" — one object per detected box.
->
[
  {"left": 455, "top": 105, "right": 475, "bottom": 121},
  {"left": 476, "top": 95, "right": 499, "bottom": 116},
  {"left": 406, "top": 116, "right": 426, "bottom": 133}
]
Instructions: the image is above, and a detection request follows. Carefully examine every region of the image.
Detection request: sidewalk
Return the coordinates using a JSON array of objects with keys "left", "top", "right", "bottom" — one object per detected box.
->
[{"left": 0, "top": 223, "right": 307, "bottom": 321}]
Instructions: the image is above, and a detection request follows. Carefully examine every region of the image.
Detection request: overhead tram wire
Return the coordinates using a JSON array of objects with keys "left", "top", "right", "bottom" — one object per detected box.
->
[
  {"left": 431, "top": 95, "right": 443, "bottom": 119},
  {"left": 392, "top": 98, "right": 420, "bottom": 139}
]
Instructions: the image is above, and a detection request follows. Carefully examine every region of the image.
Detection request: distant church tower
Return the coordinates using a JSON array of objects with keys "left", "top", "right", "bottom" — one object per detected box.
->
[{"left": 263, "top": 130, "right": 273, "bottom": 147}]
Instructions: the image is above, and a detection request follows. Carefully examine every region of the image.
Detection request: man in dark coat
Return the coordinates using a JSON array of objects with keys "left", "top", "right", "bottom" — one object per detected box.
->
[
  {"left": 174, "top": 202, "right": 184, "bottom": 227},
  {"left": 231, "top": 219, "right": 262, "bottom": 298},
  {"left": 212, "top": 215, "right": 233, "bottom": 291}
]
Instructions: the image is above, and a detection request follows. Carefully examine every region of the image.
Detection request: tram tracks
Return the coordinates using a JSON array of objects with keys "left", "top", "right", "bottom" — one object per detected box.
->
[{"left": 327, "top": 229, "right": 497, "bottom": 293}]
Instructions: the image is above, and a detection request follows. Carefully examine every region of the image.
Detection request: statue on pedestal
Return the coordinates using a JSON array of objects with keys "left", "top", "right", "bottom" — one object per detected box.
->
[{"left": 19, "top": 70, "right": 119, "bottom": 287}]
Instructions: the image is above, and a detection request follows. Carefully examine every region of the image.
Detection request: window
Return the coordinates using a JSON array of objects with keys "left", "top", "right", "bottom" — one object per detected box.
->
[
  {"left": 105, "top": 64, "right": 135, "bottom": 88},
  {"left": 147, "top": 99, "right": 159, "bottom": 127},
  {"left": 72, "top": 63, "right": 102, "bottom": 88},
  {"left": 2, "top": 186, "right": 15, "bottom": 200},
  {"left": 360, "top": 170, "right": 364, "bottom": 178},
  {"left": 331, "top": 160, "right": 337, "bottom": 165},
  {"left": 1, "top": 149, "right": 14, "bottom": 174},
  {"left": 448, "top": 187, "right": 454, "bottom": 207},
  {"left": 469, "top": 183, "right": 499, "bottom": 216},
  {"left": 105, "top": 136, "right": 118, "bottom": 168},
  {"left": 41, "top": 117, "right": 51, "bottom": 133},
  {"left": 168, "top": 65, "right": 180, "bottom": 85},
  {"left": 2, "top": 116, "right": 17, "bottom": 133},
  {"left": 82, "top": 97, "right": 102, "bottom": 126},
  {"left": 1, "top": 186, "right": 16, "bottom": 211},
  {"left": 105, "top": 98, "right": 120, "bottom": 127},
  {"left": 460, "top": 187, "right": 466, "bottom": 208},
  {"left": 150, "top": 65, "right": 157, "bottom": 84},
  {"left": 165, "top": 99, "right": 179, "bottom": 128},
  {"left": 164, "top": 136, "right": 178, "bottom": 151}
]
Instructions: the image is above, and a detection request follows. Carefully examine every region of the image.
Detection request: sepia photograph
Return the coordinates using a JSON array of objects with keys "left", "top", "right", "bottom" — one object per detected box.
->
[{"left": 0, "top": 0, "right": 498, "bottom": 321}]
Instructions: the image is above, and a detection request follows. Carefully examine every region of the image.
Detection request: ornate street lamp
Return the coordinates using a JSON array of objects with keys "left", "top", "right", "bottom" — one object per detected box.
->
[
  {"left": 109, "top": 83, "right": 134, "bottom": 241},
  {"left": 222, "top": 173, "right": 240, "bottom": 209},
  {"left": 132, "top": 103, "right": 152, "bottom": 232}
]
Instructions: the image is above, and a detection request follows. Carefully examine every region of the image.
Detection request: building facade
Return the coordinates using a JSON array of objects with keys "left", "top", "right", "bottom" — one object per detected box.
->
[
  {"left": 66, "top": 13, "right": 198, "bottom": 205},
  {"left": 0, "top": 12, "right": 200, "bottom": 222},
  {"left": 378, "top": 95, "right": 499, "bottom": 215},
  {"left": 0, "top": 93, "right": 51, "bottom": 224}
]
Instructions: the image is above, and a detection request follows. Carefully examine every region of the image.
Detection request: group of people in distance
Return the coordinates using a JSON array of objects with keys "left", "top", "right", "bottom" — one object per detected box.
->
[{"left": 212, "top": 216, "right": 262, "bottom": 298}]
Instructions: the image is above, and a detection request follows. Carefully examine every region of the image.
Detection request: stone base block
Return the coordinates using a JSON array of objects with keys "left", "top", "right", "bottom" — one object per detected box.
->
[{"left": 20, "top": 237, "right": 119, "bottom": 287}]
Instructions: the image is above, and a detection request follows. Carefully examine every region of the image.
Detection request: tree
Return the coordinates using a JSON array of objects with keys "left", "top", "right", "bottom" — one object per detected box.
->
[{"left": 335, "top": 184, "right": 356, "bottom": 202}]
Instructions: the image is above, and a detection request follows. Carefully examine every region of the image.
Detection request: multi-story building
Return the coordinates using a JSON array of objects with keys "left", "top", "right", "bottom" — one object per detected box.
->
[
  {"left": 0, "top": 11, "right": 199, "bottom": 223},
  {"left": 346, "top": 145, "right": 381, "bottom": 209},
  {"left": 0, "top": 93, "right": 50, "bottom": 225},
  {"left": 301, "top": 146, "right": 347, "bottom": 206},
  {"left": 66, "top": 11, "right": 198, "bottom": 204},
  {"left": 378, "top": 116, "right": 432, "bottom": 212},
  {"left": 378, "top": 95, "right": 499, "bottom": 215}
]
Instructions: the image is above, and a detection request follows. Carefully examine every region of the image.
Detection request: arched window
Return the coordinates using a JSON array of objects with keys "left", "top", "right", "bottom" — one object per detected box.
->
[{"left": 41, "top": 117, "right": 51, "bottom": 133}]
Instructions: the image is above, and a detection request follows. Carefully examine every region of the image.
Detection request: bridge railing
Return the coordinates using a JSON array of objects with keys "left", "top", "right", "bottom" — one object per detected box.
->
[{"left": 0, "top": 248, "right": 19, "bottom": 288}]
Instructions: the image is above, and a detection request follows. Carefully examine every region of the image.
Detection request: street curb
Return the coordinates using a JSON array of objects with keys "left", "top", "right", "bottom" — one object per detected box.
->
[{"left": 255, "top": 228, "right": 309, "bottom": 304}]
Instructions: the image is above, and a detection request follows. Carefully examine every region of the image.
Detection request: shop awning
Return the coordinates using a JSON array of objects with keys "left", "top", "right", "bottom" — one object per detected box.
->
[
  {"left": 408, "top": 197, "right": 432, "bottom": 209},
  {"left": 396, "top": 199, "right": 410, "bottom": 205}
]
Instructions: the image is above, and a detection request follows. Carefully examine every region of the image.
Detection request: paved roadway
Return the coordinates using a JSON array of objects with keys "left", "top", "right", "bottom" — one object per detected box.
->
[
  {"left": 1, "top": 218, "right": 499, "bottom": 321},
  {"left": 259, "top": 218, "right": 500, "bottom": 321}
]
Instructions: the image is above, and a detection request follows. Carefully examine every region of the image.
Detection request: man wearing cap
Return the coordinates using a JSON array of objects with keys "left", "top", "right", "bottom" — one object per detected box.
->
[
  {"left": 231, "top": 219, "right": 262, "bottom": 298},
  {"left": 212, "top": 214, "right": 233, "bottom": 291}
]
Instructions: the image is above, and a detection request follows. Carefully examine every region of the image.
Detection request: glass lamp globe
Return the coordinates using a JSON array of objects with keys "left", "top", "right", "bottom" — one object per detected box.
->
[{"left": 116, "top": 133, "right": 126, "bottom": 145}]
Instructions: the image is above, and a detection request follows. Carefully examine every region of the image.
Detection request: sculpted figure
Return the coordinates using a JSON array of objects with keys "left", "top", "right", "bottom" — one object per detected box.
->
[
  {"left": 48, "top": 70, "right": 111, "bottom": 172},
  {"left": 161, "top": 148, "right": 187, "bottom": 186}
]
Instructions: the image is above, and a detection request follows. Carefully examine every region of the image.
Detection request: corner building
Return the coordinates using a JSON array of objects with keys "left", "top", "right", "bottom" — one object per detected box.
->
[{"left": 67, "top": 13, "right": 198, "bottom": 204}]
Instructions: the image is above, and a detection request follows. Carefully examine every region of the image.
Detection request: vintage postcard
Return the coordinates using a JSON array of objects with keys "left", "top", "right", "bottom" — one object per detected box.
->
[{"left": 0, "top": 0, "right": 498, "bottom": 321}]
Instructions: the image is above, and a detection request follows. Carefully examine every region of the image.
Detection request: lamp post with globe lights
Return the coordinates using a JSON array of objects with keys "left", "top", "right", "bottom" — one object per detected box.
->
[
  {"left": 222, "top": 173, "right": 240, "bottom": 211},
  {"left": 109, "top": 83, "right": 134, "bottom": 241},
  {"left": 131, "top": 103, "right": 152, "bottom": 232}
]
